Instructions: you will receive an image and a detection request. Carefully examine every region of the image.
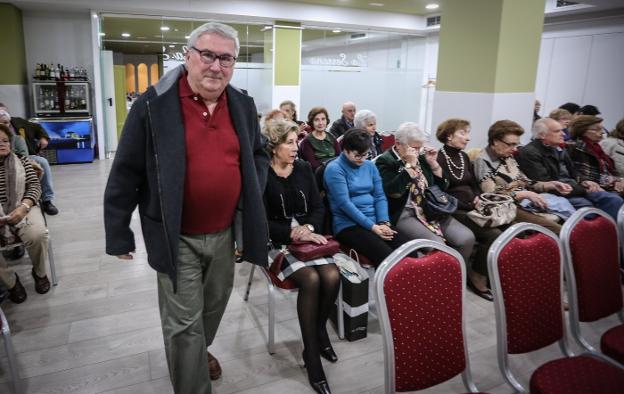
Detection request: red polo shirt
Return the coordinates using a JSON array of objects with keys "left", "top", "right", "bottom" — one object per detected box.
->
[{"left": 178, "top": 74, "right": 241, "bottom": 234}]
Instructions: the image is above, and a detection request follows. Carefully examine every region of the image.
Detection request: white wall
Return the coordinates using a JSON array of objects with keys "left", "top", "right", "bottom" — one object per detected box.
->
[{"left": 535, "top": 16, "right": 624, "bottom": 130}]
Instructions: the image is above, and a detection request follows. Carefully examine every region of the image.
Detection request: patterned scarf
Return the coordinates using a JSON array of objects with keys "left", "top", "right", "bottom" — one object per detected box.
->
[
  {"left": 0, "top": 153, "right": 26, "bottom": 245},
  {"left": 582, "top": 137, "right": 615, "bottom": 174}
]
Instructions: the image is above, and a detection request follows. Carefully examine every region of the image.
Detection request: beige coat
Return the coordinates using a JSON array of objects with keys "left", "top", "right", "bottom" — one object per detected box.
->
[{"left": 599, "top": 137, "right": 624, "bottom": 176}]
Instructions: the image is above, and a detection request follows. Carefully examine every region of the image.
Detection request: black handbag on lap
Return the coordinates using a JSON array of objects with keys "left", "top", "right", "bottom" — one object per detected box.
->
[{"left": 422, "top": 185, "right": 458, "bottom": 221}]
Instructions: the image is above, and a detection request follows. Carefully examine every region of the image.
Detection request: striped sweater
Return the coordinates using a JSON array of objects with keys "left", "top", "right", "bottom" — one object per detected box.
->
[{"left": 0, "top": 155, "right": 41, "bottom": 207}]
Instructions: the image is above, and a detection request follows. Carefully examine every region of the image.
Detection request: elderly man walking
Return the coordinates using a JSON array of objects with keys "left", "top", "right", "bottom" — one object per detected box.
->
[{"left": 104, "top": 22, "right": 269, "bottom": 393}]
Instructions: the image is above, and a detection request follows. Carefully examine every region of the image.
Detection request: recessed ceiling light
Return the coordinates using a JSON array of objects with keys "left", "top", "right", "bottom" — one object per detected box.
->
[
  {"left": 369, "top": 2, "right": 384, "bottom": 6},
  {"left": 98, "top": 32, "right": 105, "bottom": 36},
  {"left": 160, "top": 26, "right": 170, "bottom": 31},
  {"left": 185, "top": 35, "right": 190, "bottom": 39},
  {"left": 332, "top": 29, "right": 341, "bottom": 33},
  {"left": 169, "top": 44, "right": 175, "bottom": 48},
  {"left": 425, "top": 3, "right": 439, "bottom": 10},
  {"left": 121, "top": 33, "right": 131, "bottom": 38}
]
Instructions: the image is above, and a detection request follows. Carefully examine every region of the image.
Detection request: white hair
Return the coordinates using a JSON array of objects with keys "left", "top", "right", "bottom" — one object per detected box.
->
[
  {"left": 532, "top": 117, "right": 552, "bottom": 139},
  {"left": 187, "top": 22, "right": 240, "bottom": 56},
  {"left": 0, "top": 109, "right": 10, "bottom": 121},
  {"left": 395, "top": 122, "right": 426, "bottom": 144},
  {"left": 354, "top": 109, "right": 376, "bottom": 129}
]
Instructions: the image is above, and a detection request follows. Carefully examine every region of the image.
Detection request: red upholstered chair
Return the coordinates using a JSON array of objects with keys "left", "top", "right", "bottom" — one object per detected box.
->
[
  {"left": 488, "top": 223, "right": 624, "bottom": 394},
  {"left": 244, "top": 258, "right": 344, "bottom": 354},
  {"left": 380, "top": 132, "right": 395, "bottom": 153},
  {"left": 560, "top": 207, "right": 624, "bottom": 366},
  {"left": 374, "top": 239, "right": 483, "bottom": 393},
  {"left": 1, "top": 305, "right": 20, "bottom": 394}
]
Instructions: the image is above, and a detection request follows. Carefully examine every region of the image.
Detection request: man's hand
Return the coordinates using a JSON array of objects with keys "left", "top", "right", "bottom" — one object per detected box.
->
[
  {"left": 549, "top": 181, "right": 573, "bottom": 195},
  {"left": 581, "top": 180, "right": 603, "bottom": 193}
]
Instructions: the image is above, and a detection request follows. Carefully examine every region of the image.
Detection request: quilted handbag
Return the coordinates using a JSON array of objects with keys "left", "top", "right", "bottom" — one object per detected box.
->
[
  {"left": 422, "top": 185, "right": 458, "bottom": 221},
  {"left": 466, "top": 193, "right": 517, "bottom": 228},
  {"left": 287, "top": 236, "right": 340, "bottom": 261}
]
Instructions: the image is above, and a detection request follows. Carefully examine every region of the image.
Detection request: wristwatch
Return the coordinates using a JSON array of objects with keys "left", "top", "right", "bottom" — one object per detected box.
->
[{"left": 304, "top": 224, "right": 315, "bottom": 232}]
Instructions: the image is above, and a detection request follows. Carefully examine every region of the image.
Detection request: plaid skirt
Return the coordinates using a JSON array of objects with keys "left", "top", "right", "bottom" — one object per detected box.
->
[{"left": 268, "top": 248, "right": 335, "bottom": 281}]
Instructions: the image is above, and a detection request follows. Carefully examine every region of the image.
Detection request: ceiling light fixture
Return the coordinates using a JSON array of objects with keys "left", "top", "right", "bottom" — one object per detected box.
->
[
  {"left": 261, "top": 25, "right": 273, "bottom": 32},
  {"left": 332, "top": 29, "right": 341, "bottom": 33},
  {"left": 425, "top": 3, "right": 439, "bottom": 9},
  {"left": 99, "top": 32, "right": 105, "bottom": 36},
  {"left": 369, "top": 2, "right": 384, "bottom": 6},
  {"left": 184, "top": 35, "right": 190, "bottom": 39},
  {"left": 121, "top": 33, "right": 131, "bottom": 38},
  {"left": 169, "top": 44, "right": 175, "bottom": 48},
  {"left": 160, "top": 26, "right": 170, "bottom": 31}
]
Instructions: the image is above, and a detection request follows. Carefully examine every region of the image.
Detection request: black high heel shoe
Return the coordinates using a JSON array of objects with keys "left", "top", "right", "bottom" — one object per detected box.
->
[
  {"left": 467, "top": 279, "right": 494, "bottom": 302},
  {"left": 320, "top": 345, "right": 338, "bottom": 363},
  {"left": 302, "top": 351, "right": 332, "bottom": 394}
]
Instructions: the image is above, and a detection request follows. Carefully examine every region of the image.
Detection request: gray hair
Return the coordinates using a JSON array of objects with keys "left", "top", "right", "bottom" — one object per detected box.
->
[
  {"left": 0, "top": 110, "right": 10, "bottom": 121},
  {"left": 187, "top": 22, "right": 240, "bottom": 56},
  {"left": 532, "top": 117, "right": 552, "bottom": 139},
  {"left": 354, "top": 109, "right": 376, "bottom": 129},
  {"left": 395, "top": 122, "right": 426, "bottom": 144}
]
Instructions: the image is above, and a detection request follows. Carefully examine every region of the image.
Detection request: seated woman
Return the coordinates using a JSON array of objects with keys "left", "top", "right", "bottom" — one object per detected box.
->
[
  {"left": 0, "top": 124, "right": 50, "bottom": 304},
  {"left": 569, "top": 115, "right": 624, "bottom": 198},
  {"left": 0, "top": 110, "right": 30, "bottom": 157},
  {"left": 435, "top": 118, "right": 502, "bottom": 301},
  {"left": 263, "top": 119, "right": 339, "bottom": 394},
  {"left": 549, "top": 108, "right": 573, "bottom": 142},
  {"left": 473, "top": 120, "right": 575, "bottom": 234},
  {"left": 299, "top": 107, "right": 341, "bottom": 171},
  {"left": 324, "top": 128, "right": 413, "bottom": 267},
  {"left": 375, "top": 122, "right": 476, "bottom": 265},
  {"left": 353, "top": 109, "right": 383, "bottom": 159},
  {"left": 600, "top": 118, "right": 624, "bottom": 176}
]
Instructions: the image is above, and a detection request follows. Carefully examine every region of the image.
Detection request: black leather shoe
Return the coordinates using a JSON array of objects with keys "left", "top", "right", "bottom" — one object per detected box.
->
[
  {"left": 310, "top": 380, "right": 331, "bottom": 394},
  {"left": 320, "top": 346, "right": 338, "bottom": 363},
  {"left": 42, "top": 201, "right": 59, "bottom": 215},
  {"left": 8, "top": 274, "right": 27, "bottom": 304},
  {"left": 467, "top": 279, "right": 494, "bottom": 302}
]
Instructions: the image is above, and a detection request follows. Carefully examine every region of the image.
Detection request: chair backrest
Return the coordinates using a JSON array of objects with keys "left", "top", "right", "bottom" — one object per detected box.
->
[
  {"left": 380, "top": 133, "right": 395, "bottom": 153},
  {"left": 561, "top": 208, "right": 622, "bottom": 323},
  {"left": 375, "top": 239, "right": 478, "bottom": 393},
  {"left": 489, "top": 223, "right": 567, "bottom": 355},
  {"left": 619, "top": 204, "right": 624, "bottom": 260}
]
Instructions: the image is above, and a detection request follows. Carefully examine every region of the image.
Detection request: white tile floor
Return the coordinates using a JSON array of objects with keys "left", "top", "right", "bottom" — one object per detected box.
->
[{"left": 0, "top": 159, "right": 621, "bottom": 393}]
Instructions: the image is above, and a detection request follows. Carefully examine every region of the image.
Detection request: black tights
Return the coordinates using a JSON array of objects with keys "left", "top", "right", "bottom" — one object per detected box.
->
[{"left": 289, "top": 264, "right": 340, "bottom": 381}]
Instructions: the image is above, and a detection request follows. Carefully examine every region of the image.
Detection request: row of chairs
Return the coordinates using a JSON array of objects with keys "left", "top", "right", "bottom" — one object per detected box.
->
[{"left": 375, "top": 206, "right": 624, "bottom": 393}]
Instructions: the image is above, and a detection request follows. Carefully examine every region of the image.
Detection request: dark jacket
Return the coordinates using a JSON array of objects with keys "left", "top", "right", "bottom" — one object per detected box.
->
[
  {"left": 104, "top": 65, "right": 269, "bottom": 287},
  {"left": 517, "top": 139, "right": 586, "bottom": 197},
  {"left": 568, "top": 139, "right": 613, "bottom": 186},
  {"left": 436, "top": 145, "right": 480, "bottom": 211},
  {"left": 375, "top": 147, "right": 449, "bottom": 225},
  {"left": 10, "top": 117, "right": 49, "bottom": 155},
  {"left": 329, "top": 116, "right": 352, "bottom": 138},
  {"left": 265, "top": 160, "right": 324, "bottom": 246}
]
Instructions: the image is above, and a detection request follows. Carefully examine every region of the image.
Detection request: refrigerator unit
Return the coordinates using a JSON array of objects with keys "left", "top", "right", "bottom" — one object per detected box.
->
[{"left": 30, "top": 81, "right": 94, "bottom": 164}]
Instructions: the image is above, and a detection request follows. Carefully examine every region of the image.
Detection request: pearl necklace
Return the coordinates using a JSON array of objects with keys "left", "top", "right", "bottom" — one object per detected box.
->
[{"left": 441, "top": 146, "right": 465, "bottom": 180}]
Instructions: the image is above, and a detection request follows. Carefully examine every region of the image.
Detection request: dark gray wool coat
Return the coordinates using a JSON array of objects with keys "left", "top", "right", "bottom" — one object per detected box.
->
[{"left": 104, "top": 65, "right": 269, "bottom": 289}]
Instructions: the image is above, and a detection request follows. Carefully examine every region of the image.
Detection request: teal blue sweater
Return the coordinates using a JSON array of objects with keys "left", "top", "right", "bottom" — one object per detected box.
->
[{"left": 323, "top": 153, "right": 389, "bottom": 234}]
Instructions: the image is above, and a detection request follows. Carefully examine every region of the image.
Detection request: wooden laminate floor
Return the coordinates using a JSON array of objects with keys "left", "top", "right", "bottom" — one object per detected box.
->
[{"left": 0, "top": 159, "right": 620, "bottom": 393}]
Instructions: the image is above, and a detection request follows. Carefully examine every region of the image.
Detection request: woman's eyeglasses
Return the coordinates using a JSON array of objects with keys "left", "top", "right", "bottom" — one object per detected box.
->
[
  {"left": 279, "top": 191, "right": 308, "bottom": 219},
  {"left": 497, "top": 139, "right": 519, "bottom": 148}
]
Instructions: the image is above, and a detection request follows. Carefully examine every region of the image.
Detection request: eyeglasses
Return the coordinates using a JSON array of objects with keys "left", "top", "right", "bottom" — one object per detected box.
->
[
  {"left": 279, "top": 191, "right": 308, "bottom": 219},
  {"left": 190, "top": 47, "right": 237, "bottom": 67},
  {"left": 497, "top": 139, "right": 519, "bottom": 148},
  {"left": 352, "top": 150, "right": 370, "bottom": 160}
]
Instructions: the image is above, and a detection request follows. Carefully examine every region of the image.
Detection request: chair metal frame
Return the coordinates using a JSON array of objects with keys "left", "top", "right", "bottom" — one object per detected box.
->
[
  {"left": 1, "top": 306, "right": 20, "bottom": 394},
  {"left": 374, "top": 239, "right": 480, "bottom": 394},
  {"left": 0, "top": 228, "right": 58, "bottom": 287},
  {"left": 560, "top": 207, "right": 624, "bottom": 361},
  {"left": 618, "top": 204, "right": 624, "bottom": 276},
  {"left": 488, "top": 222, "right": 623, "bottom": 394},
  {"left": 243, "top": 261, "right": 344, "bottom": 354}
]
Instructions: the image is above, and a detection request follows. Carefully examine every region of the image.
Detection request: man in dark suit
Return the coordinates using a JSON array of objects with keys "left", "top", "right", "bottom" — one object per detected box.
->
[
  {"left": 329, "top": 101, "right": 355, "bottom": 138},
  {"left": 104, "top": 22, "right": 269, "bottom": 393}
]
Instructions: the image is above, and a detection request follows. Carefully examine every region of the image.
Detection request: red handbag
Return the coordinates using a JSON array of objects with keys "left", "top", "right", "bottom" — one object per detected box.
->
[{"left": 287, "top": 236, "right": 340, "bottom": 261}]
